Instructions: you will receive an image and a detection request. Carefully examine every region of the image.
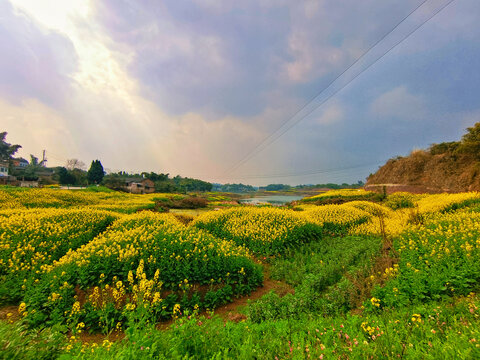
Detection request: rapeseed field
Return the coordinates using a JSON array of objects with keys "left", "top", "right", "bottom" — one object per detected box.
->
[{"left": 0, "top": 187, "right": 479, "bottom": 359}]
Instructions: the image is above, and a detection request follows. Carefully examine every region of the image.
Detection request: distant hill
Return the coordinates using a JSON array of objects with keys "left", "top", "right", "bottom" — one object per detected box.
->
[{"left": 366, "top": 123, "right": 480, "bottom": 193}]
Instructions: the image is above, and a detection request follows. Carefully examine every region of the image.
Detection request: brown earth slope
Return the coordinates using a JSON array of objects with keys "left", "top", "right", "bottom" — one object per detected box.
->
[{"left": 366, "top": 150, "right": 480, "bottom": 193}]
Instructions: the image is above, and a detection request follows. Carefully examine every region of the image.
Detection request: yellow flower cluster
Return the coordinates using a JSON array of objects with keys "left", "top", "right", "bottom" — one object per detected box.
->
[
  {"left": 370, "top": 207, "right": 480, "bottom": 308},
  {"left": 345, "top": 201, "right": 391, "bottom": 216},
  {"left": 361, "top": 321, "right": 376, "bottom": 336},
  {"left": 350, "top": 208, "right": 411, "bottom": 237},
  {"left": 414, "top": 192, "right": 480, "bottom": 214},
  {"left": 173, "top": 303, "right": 181, "bottom": 318},
  {"left": 383, "top": 264, "right": 399, "bottom": 279},
  {"left": 350, "top": 193, "right": 480, "bottom": 237},
  {"left": 194, "top": 207, "right": 309, "bottom": 243},
  {"left": 78, "top": 260, "right": 165, "bottom": 315},
  {"left": 370, "top": 297, "right": 381, "bottom": 307},
  {"left": 0, "top": 187, "right": 173, "bottom": 214},
  {"left": 0, "top": 191, "right": 24, "bottom": 210},
  {"left": 192, "top": 207, "right": 318, "bottom": 254},
  {"left": 0, "top": 208, "right": 116, "bottom": 276},
  {"left": 18, "top": 302, "right": 27, "bottom": 317},
  {"left": 303, "top": 204, "right": 371, "bottom": 227},
  {"left": 303, "top": 189, "right": 374, "bottom": 202},
  {"left": 296, "top": 201, "right": 409, "bottom": 236},
  {"left": 297, "top": 193, "right": 480, "bottom": 239},
  {"left": 49, "top": 212, "right": 250, "bottom": 272},
  {"left": 411, "top": 313, "right": 422, "bottom": 323},
  {"left": 396, "top": 211, "right": 480, "bottom": 259}
]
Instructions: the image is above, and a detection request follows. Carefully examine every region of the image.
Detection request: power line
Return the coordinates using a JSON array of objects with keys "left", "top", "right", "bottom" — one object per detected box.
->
[
  {"left": 216, "top": 161, "right": 384, "bottom": 180},
  {"left": 222, "top": 0, "right": 428, "bottom": 176},
  {"left": 223, "top": 0, "right": 454, "bottom": 178}
]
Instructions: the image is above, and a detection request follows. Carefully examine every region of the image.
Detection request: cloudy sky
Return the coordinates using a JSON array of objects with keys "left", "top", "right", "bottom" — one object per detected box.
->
[{"left": 1, "top": 0, "right": 479, "bottom": 185}]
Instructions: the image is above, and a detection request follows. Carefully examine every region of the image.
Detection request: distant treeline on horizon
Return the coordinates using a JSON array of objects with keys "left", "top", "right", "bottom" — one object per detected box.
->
[{"left": 212, "top": 181, "right": 364, "bottom": 193}]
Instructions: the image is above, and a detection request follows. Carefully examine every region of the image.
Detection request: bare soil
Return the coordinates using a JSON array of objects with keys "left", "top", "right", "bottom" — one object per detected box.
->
[{"left": 366, "top": 151, "right": 480, "bottom": 193}]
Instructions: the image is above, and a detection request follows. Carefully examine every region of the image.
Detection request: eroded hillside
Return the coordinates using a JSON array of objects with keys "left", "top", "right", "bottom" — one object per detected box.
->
[{"left": 366, "top": 123, "right": 480, "bottom": 193}]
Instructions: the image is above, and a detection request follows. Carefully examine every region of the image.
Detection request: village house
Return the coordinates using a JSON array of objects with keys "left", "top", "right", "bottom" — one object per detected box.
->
[
  {"left": 12, "top": 157, "right": 29, "bottom": 170},
  {"left": 0, "top": 161, "right": 18, "bottom": 185},
  {"left": 0, "top": 162, "right": 8, "bottom": 177},
  {"left": 125, "top": 178, "right": 155, "bottom": 194}
]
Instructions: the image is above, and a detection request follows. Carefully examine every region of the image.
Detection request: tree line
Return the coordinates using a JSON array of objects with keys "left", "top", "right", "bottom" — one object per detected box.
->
[
  {"left": 103, "top": 171, "right": 212, "bottom": 193},
  {"left": 0, "top": 131, "right": 213, "bottom": 192}
]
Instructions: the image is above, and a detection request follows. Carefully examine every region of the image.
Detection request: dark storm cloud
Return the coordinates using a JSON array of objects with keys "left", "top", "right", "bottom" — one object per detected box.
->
[{"left": 95, "top": 0, "right": 426, "bottom": 120}]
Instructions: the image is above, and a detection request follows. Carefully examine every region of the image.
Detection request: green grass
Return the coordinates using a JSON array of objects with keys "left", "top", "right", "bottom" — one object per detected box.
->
[
  {"left": 248, "top": 235, "right": 382, "bottom": 322},
  {"left": 3, "top": 293, "right": 479, "bottom": 359},
  {"left": 371, "top": 211, "right": 480, "bottom": 310}
]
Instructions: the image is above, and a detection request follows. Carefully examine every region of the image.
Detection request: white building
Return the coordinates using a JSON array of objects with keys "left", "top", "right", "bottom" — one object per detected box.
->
[{"left": 0, "top": 162, "right": 8, "bottom": 177}]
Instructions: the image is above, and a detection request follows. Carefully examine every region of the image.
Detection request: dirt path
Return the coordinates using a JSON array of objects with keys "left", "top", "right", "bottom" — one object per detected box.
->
[
  {"left": 212, "top": 276, "right": 294, "bottom": 323},
  {"left": 0, "top": 305, "right": 19, "bottom": 322}
]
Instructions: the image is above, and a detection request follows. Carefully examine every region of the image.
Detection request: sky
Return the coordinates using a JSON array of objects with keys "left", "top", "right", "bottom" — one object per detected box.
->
[{"left": 1, "top": 0, "right": 479, "bottom": 186}]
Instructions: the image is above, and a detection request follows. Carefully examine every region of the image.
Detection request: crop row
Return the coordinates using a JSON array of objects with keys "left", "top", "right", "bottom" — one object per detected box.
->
[
  {"left": 0, "top": 188, "right": 168, "bottom": 213},
  {"left": 0, "top": 208, "right": 117, "bottom": 303},
  {"left": 22, "top": 212, "right": 262, "bottom": 329},
  {"left": 370, "top": 210, "right": 480, "bottom": 309},
  {"left": 192, "top": 207, "right": 325, "bottom": 255}
]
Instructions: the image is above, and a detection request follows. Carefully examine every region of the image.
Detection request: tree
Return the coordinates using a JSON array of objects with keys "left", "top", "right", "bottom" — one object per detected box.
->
[
  {"left": 24, "top": 155, "right": 43, "bottom": 180},
  {"left": 87, "top": 160, "right": 105, "bottom": 184},
  {"left": 71, "top": 168, "right": 87, "bottom": 186},
  {"left": 154, "top": 181, "right": 177, "bottom": 193},
  {"left": 457, "top": 122, "right": 480, "bottom": 159},
  {"left": 66, "top": 159, "right": 86, "bottom": 171},
  {"left": 103, "top": 174, "right": 126, "bottom": 191},
  {"left": 264, "top": 184, "right": 290, "bottom": 191},
  {"left": 57, "top": 167, "right": 76, "bottom": 185},
  {"left": 0, "top": 132, "right": 21, "bottom": 161}
]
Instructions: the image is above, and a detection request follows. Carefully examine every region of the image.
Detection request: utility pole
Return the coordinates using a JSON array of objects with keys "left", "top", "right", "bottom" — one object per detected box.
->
[{"left": 42, "top": 150, "right": 47, "bottom": 167}]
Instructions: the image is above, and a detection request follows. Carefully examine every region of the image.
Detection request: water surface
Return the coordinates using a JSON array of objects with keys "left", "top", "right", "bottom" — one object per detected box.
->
[{"left": 239, "top": 195, "right": 305, "bottom": 206}]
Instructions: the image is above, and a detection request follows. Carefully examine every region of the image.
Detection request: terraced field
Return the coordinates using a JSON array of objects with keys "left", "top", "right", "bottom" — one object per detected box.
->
[{"left": 1, "top": 187, "right": 480, "bottom": 359}]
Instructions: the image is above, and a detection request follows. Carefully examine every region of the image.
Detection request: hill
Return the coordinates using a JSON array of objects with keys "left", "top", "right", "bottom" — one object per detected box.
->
[{"left": 366, "top": 123, "right": 480, "bottom": 193}]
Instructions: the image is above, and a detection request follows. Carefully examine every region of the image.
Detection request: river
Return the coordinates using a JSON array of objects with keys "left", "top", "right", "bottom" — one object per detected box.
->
[{"left": 239, "top": 195, "right": 305, "bottom": 206}]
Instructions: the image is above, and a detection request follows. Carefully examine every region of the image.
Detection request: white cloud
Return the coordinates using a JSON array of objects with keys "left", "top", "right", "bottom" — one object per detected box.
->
[
  {"left": 370, "top": 86, "right": 425, "bottom": 120},
  {"left": 315, "top": 102, "right": 344, "bottom": 125}
]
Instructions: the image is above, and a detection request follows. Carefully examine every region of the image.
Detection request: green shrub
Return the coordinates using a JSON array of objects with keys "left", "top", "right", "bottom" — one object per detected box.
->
[{"left": 384, "top": 192, "right": 416, "bottom": 210}]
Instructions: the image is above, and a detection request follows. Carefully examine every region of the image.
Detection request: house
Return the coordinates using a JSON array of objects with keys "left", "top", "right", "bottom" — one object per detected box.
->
[
  {"left": 20, "top": 180, "right": 39, "bottom": 188},
  {"left": 12, "top": 157, "right": 29, "bottom": 170},
  {"left": 125, "top": 178, "right": 155, "bottom": 194},
  {"left": 0, "top": 161, "right": 18, "bottom": 185},
  {"left": 0, "top": 162, "right": 8, "bottom": 177}
]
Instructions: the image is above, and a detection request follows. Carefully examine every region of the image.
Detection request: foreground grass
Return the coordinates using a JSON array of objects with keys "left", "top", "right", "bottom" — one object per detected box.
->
[{"left": 1, "top": 293, "right": 478, "bottom": 359}]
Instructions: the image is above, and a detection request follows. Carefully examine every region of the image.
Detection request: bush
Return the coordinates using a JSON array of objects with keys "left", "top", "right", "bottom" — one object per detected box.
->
[
  {"left": 155, "top": 196, "right": 208, "bottom": 209},
  {"left": 302, "top": 189, "right": 378, "bottom": 204},
  {"left": 384, "top": 192, "right": 416, "bottom": 210}
]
